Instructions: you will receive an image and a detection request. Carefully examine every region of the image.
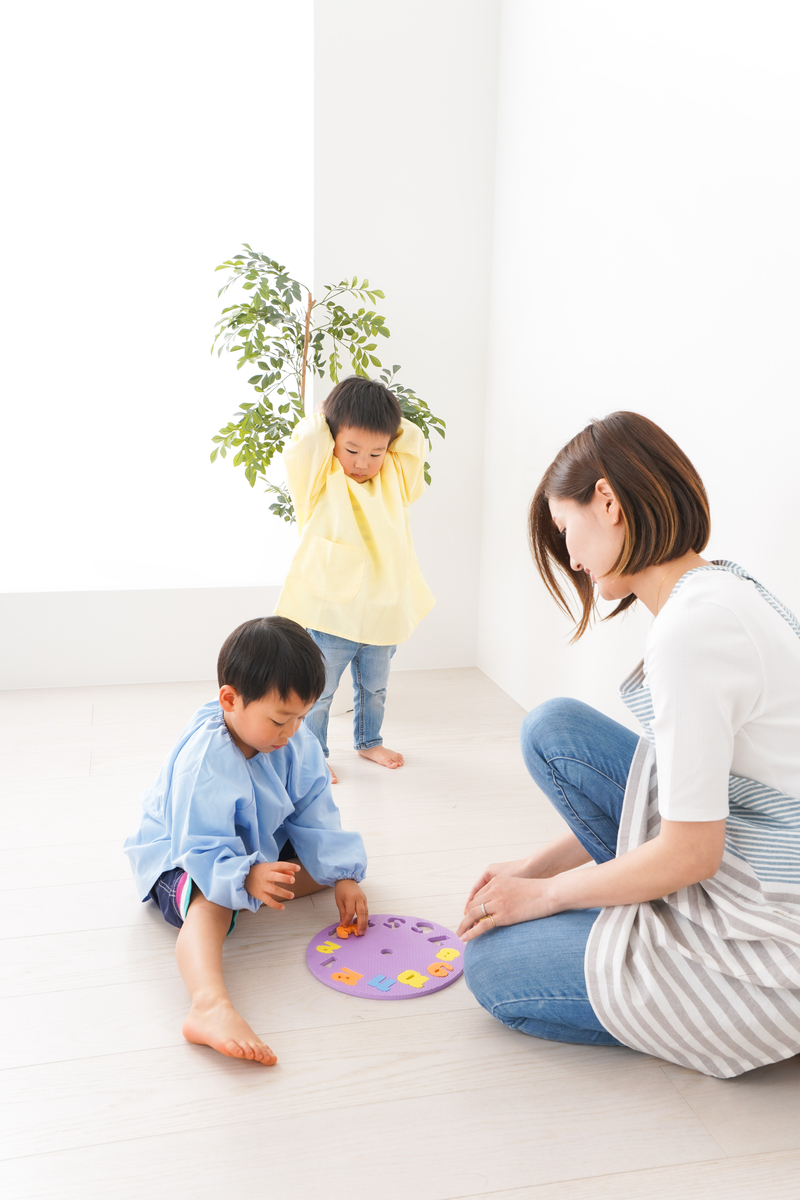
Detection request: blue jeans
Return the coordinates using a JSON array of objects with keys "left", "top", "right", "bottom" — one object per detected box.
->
[
  {"left": 464, "top": 698, "right": 638, "bottom": 1047},
  {"left": 305, "top": 630, "right": 396, "bottom": 756}
]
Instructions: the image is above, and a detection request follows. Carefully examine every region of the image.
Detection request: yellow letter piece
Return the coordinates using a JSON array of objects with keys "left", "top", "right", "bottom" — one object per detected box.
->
[
  {"left": 397, "top": 969, "right": 429, "bottom": 989},
  {"left": 436, "top": 947, "right": 461, "bottom": 961},
  {"left": 316, "top": 940, "right": 341, "bottom": 953}
]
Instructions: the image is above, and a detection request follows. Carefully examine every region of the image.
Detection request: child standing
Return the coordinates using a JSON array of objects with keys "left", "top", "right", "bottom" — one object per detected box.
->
[
  {"left": 123, "top": 616, "right": 368, "bottom": 1065},
  {"left": 275, "top": 376, "right": 434, "bottom": 780}
]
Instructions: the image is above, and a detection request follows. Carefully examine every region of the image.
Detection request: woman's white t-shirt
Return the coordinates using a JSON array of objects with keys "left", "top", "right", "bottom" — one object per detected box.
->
[
  {"left": 585, "top": 564, "right": 800, "bottom": 1077},
  {"left": 645, "top": 569, "right": 800, "bottom": 821}
]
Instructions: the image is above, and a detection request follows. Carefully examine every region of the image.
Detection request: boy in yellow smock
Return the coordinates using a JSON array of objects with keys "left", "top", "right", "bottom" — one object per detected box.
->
[{"left": 275, "top": 376, "right": 434, "bottom": 780}]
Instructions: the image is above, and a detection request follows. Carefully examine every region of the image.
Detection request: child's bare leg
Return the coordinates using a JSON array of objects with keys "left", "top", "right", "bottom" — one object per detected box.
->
[
  {"left": 177, "top": 891, "right": 277, "bottom": 1065},
  {"left": 358, "top": 745, "right": 404, "bottom": 769},
  {"left": 327, "top": 761, "right": 338, "bottom": 784}
]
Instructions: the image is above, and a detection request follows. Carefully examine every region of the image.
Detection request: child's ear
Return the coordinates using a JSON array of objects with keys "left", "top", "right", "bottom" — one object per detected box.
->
[{"left": 219, "top": 685, "right": 239, "bottom": 713}]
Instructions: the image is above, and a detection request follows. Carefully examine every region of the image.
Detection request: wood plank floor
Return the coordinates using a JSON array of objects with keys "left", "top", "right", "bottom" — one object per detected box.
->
[{"left": 1, "top": 668, "right": 799, "bottom": 1199}]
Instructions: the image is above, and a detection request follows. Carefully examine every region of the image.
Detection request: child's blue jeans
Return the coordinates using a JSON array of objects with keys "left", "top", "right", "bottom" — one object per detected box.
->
[
  {"left": 464, "top": 697, "right": 639, "bottom": 1047},
  {"left": 305, "top": 629, "right": 396, "bottom": 757}
]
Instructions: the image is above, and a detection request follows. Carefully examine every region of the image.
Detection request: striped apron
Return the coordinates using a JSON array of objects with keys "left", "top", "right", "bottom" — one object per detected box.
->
[{"left": 585, "top": 562, "right": 800, "bottom": 1078}]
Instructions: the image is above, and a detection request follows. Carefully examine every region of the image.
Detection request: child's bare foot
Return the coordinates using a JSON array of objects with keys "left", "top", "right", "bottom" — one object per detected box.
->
[
  {"left": 358, "top": 745, "right": 404, "bottom": 769},
  {"left": 328, "top": 761, "right": 338, "bottom": 784},
  {"left": 182, "top": 997, "right": 277, "bottom": 1065}
]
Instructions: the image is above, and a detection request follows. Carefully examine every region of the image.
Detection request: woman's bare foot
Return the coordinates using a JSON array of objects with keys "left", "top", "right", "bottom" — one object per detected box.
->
[
  {"left": 328, "top": 761, "right": 338, "bottom": 784},
  {"left": 182, "top": 996, "right": 277, "bottom": 1065},
  {"left": 358, "top": 745, "right": 404, "bottom": 769}
]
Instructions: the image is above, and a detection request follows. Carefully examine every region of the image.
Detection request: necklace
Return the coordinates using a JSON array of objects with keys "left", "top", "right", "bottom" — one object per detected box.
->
[{"left": 654, "top": 554, "right": 702, "bottom": 615}]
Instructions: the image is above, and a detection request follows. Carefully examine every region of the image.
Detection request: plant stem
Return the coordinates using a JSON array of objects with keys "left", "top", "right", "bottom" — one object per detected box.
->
[{"left": 300, "top": 292, "right": 315, "bottom": 414}]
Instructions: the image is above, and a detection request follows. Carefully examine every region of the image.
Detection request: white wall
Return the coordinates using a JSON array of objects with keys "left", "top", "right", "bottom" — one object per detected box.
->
[
  {"left": 8, "top": 1, "right": 800, "bottom": 699},
  {"left": 313, "top": 0, "right": 500, "bottom": 671},
  {"left": 0, "top": 587, "right": 280, "bottom": 690},
  {"left": 0, "top": 0, "right": 314, "bottom": 687},
  {"left": 0, "top": 0, "right": 311, "bottom": 594},
  {"left": 478, "top": 0, "right": 800, "bottom": 726}
]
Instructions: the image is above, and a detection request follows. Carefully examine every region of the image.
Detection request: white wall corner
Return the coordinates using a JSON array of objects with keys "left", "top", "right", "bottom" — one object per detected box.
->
[{"left": 314, "top": 0, "right": 501, "bottom": 672}]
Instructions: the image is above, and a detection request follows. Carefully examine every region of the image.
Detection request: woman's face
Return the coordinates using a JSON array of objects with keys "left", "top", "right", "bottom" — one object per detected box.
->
[{"left": 548, "top": 482, "right": 631, "bottom": 603}]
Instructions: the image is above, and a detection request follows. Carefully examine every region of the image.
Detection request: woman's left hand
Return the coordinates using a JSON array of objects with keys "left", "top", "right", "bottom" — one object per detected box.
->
[{"left": 457, "top": 876, "right": 557, "bottom": 941}]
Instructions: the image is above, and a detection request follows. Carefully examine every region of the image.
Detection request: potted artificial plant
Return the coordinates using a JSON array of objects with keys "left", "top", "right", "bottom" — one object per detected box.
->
[{"left": 211, "top": 245, "right": 445, "bottom": 521}]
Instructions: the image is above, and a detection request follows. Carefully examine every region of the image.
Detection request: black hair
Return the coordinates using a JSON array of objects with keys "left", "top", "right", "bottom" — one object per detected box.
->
[
  {"left": 321, "top": 375, "right": 403, "bottom": 440},
  {"left": 217, "top": 616, "right": 326, "bottom": 706}
]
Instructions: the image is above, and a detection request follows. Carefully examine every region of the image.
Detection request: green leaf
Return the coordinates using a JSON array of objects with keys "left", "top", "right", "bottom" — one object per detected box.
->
[{"left": 213, "top": 250, "right": 443, "bottom": 511}]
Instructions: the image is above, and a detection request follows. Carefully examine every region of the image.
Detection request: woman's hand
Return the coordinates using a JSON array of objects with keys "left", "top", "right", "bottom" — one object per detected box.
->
[
  {"left": 335, "top": 879, "right": 369, "bottom": 934},
  {"left": 463, "top": 857, "right": 536, "bottom": 909},
  {"left": 457, "top": 875, "right": 557, "bottom": 941},
  {"left": 244, "top": 860, "right": 301, "bottom": 909}
]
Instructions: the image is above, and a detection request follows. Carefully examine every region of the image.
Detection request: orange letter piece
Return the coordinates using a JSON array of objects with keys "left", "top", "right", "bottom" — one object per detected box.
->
[
  {"left": 331, "top": 968, "right": 363, "bottom": 986},
  {"left": 427, "top": 962, "right": 454, "bottom": 978},
  {"left": 336, "top": 923, "right": 359, "bottom": 939}
]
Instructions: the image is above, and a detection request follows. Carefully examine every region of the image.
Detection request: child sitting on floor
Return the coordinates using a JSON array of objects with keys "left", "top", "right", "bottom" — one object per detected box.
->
[
  {"left": 275, "top": 376, "right": 434, "bottom": 781},
  {"left": 123, "top": 616, "right": 368, "bottom": 1066}
]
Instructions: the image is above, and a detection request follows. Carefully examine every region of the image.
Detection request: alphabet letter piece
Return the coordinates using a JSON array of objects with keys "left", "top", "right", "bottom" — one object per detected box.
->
[
  {"left": 397, "top": 969, "right": 428, "bottom": 989},
  {"left": 368, "top": 974, "right": 397, "bottom": 992},
  {"left": 330, "top": 968, "right": 363, "bottom": 986}
]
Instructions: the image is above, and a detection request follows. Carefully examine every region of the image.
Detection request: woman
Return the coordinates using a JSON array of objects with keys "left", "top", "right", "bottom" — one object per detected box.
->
[{"left": 459, "top": 412, "right": 800, "bottom": 1078}]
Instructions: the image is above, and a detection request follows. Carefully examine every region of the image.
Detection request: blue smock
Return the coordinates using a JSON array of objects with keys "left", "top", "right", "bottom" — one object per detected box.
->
[{"left": 123, "top": 701, "right": 367, "bottom": 913}]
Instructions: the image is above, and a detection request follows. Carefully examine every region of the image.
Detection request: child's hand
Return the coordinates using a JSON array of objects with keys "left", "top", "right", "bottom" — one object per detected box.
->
[
  {"left": 335, "top": 879, "right": 369, "bottom": 935},
  {"left": 245, "top": 861, "right": 302, "bottom": 910}
]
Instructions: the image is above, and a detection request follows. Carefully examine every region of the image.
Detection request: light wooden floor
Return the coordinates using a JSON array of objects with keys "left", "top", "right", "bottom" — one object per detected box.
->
[{"left": 2, "top": 668, "right": 800, "bottom": 1199}]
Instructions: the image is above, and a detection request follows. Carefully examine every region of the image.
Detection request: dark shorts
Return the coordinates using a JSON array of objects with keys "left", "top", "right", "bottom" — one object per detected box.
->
[
  {"left": 148, "top": 869, "right": 238, "bottom": 935},
  {"left": 148, "top": 840, "right": 298, "bottom": 935}
]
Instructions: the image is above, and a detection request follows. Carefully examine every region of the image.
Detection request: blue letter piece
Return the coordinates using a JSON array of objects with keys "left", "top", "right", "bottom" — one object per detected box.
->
[{"left": 367, "top": 974, "right": 397, "bottom": 992}]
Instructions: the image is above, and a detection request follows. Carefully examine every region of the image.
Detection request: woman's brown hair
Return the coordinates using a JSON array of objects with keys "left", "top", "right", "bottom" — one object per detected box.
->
[{"left": 529, "top": 412, "right": 710, "bottom": 640}]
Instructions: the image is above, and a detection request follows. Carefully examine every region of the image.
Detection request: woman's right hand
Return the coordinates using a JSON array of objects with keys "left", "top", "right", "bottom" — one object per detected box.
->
[{"left": 463, "top": 857, "right": 534, "bottom": 911}]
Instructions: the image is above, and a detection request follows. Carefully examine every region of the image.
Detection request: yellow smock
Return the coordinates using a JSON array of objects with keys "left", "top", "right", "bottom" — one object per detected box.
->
[{"left": 274, "top": 414, "right": 434, "bottom": 645}]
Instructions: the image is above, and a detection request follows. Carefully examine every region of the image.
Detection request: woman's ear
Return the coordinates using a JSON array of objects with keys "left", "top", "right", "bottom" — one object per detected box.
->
[{"left": 595, "top": 478, "right": 622, "bottom": 525}]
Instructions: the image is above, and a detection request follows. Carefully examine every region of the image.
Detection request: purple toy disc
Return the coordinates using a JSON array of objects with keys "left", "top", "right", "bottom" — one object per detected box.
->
[{"left": 306, "top": 914, "right": 465, "bottom": 999}]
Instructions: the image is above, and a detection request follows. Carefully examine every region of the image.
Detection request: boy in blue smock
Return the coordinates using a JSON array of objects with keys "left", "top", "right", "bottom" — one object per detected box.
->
[{"left": 124, "top": 616, "right": 368, "bottom": 1066}]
